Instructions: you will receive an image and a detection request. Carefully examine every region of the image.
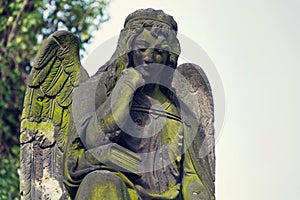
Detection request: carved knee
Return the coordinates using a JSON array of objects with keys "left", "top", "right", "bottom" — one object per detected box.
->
[{"left": 75, "top": 170, "right": 130, "bottom": 200}]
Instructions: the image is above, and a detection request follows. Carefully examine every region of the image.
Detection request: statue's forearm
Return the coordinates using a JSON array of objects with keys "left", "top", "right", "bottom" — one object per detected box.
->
[
  {"left": 96, "top": 81, "right": 135, "bottom": 133},
  {"left": 84, "top": 68, "right": 144, "bottom": 148},
  {"left": 97, "top": 68, "right": 144, "bottom": 132}
]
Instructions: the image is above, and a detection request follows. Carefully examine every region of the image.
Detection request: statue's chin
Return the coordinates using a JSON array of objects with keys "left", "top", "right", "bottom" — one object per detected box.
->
[{"left": 135, "top": 64, "right": 163, "bottom": 82}]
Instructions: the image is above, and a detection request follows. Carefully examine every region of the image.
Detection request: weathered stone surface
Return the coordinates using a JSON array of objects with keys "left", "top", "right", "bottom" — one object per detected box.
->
[{"left": 20, "top": 8, "right": 215, "bottom": 200}]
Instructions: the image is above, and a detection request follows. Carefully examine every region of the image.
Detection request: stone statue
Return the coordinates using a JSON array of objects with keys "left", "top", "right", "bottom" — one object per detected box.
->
[{"left": 20, "top": 8, "right": 215, "bottom": 200}]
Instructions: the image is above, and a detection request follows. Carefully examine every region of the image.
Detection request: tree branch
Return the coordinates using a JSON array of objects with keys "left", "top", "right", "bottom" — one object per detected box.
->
[{"left": 6, "top": 0, "right": 29, "bottom": 47}]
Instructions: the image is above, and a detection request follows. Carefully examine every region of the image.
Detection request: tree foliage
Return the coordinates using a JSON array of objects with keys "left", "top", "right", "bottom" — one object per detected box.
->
[{"left": 0, "top": 0, "right": 109, "bottom": 199}]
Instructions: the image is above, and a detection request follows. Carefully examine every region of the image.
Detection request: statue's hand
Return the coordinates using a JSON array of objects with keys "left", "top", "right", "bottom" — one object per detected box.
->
[{"left": 118, "top": 67, "right": 145, "bottom": 88}]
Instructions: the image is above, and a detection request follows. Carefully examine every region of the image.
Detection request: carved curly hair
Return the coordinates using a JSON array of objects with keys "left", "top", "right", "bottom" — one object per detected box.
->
[{"left": 94, "top": 9, "right": 181, "bottom": 96}]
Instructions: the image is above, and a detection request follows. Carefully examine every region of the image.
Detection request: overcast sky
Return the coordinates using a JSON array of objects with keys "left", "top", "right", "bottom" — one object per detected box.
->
[{"left": 82, "top": 0, "right": 300, "bottom": 199}]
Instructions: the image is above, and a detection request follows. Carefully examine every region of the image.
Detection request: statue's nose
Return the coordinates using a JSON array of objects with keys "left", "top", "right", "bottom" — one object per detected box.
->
[{"left": 144, "top": 49, "right": 154, "bottom": 63}]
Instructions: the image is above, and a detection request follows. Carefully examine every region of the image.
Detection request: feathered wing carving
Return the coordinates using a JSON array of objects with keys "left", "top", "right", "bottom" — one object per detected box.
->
[
  {"left": 20, "top": 31, "right": 88, "bottom": 200},
  {"left": 173, "top": 63, "right": 215, "bottom": 196}
]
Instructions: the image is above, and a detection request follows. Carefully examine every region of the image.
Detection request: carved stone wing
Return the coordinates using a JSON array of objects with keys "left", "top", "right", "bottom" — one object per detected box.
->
[
  {"left": 172, "top": 63, "right": 215, "bottom": 195},
  {"left": 20, "top": 31, "right": 88, "bottom": 199}
]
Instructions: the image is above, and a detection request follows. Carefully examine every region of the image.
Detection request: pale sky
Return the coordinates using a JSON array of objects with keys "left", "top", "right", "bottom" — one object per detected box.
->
[{"left": 83, "top": 0, "right": 300, "bottom": 199}]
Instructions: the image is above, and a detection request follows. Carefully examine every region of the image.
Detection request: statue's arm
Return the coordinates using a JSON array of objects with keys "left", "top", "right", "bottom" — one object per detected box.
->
[
  {"left": 78, "top": 67, "right": 144, "bottom": 149},
  {"left": 63, "top": 68, "right": 144, "bottom": 193}
]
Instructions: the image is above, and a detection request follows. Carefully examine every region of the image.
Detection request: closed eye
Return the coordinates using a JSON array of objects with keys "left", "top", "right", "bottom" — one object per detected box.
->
[
  {"left": 138, "top": 48, "right": 147, "bottom": 52},
  {"left": 156, "top": 49, "right": 165, "bottom": 54}
]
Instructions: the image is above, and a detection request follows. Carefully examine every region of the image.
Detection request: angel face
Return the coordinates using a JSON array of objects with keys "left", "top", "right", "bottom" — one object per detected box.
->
[
  {"left": 132, "top": 29, "right": 169, "bottom": 66},
  {"left": 131, "top": 28, "right": 171, "bottom": 78}
]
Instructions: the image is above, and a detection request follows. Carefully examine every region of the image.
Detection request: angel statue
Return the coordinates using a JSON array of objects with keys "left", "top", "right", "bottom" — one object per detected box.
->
[{"left": 20, "top": 8, "right": 215, "bottom": 200}]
